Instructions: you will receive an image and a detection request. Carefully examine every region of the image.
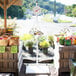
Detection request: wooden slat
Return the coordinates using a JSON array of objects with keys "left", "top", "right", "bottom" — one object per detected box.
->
[
  {"left": 14, "top": 53, "right": 18, "bottom": 60},
  {"left": 7, "top": 0, "right": 17, "bottom": 9},
  {"left": 9, "top": 62, "right": 13, "bottom": 68},
  {"left": 0, "top": 3, "right": 4, "bottom": 9},
  {"left": 14, "top": 0, "right": 23, "bottom": 6},
  {"left": 0, "top": 62, "right": 3, "bottom": 68},
  {"left": 14, "top": 62, "right": 17, "bottom": 68},
  {"left": 8, "top": 53, "right": 14, "bottom": 60},
  {"left": 3, "top": 53, "right": 7, "bottom": 59},
  {"left": 0, "top": 60, "right": 18, "bottom": 62},
  {"left": 3, "top": 62, "right": 8, "bottom": 68},
  {"left": 0, "top": 53, "right": 3, "bottom": 59}
]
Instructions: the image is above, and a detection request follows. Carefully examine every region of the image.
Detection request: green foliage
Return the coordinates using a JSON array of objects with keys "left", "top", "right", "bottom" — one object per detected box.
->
[
  {"left": 20, "top": 34, "right": 33, "bottom": 41},
  {"left": 65, "top": 4, "right": 76, "bottom": 17},
  {"left": 39, "top": 40, "right": 50, "bottom": 48},
  {"left": 7, "top": 6, "right": 24, "bottom": 19},
  {"left": 42, "top": 14, "right": 53, "bottom": 22},
  {"left": 0, "top": 6, "right": 24, "bottom": 19},
  {"left": 48, "top": 35, "right": 55, "bottom": 49},
  {"left": 72, "top": 8, "right": 76, "bottom": 17},
  {"left": 38, "top": 36, "right": 46, "bottom": 42},
  {"left": 41, "top": 8, "right": 48, "bottom": 14},
  {"left": 0, "top": 0, "right": 65, "bottom": 18},
  {"left": 59, "top": 36, "right": 65, "bottom": 45},
  {"left": 48, "top": 36, "right": 54, "bottom": 42},
  {"left": 58, "top": 19, "right": 72, "bottom": 23},
  {"left": 70, "top": 24, "right": 76, "bottom": 27},
  {"left": 26, "top": 40, "right": 34, "bottom": 47},
  {"left": 26, "top": 14, "right": 32, "bottom": 19}
]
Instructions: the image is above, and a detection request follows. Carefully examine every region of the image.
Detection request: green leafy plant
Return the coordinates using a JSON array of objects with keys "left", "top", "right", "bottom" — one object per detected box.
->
[
  {"left": 48, "top": 35, "right": 55, "bottom": 48},
  {"left": 48, "top": 35, "right": 54, "bottom": 42},
  {"left": 58, "top": 19, "right": 72, "bottom": 23},
  {"left": 38, "top": 36, "right": 46, "bottom": 42},
  {"left": 20, "top": 34, "right": 33, "bottom": 41},
  {"left": 39, "top": 40, "right": 50, "bottom": 48},
  {"left": 26, "top": 40, "right": 34, "bottom": 48},
  {"left": 42, "top": 14, "right": 53, "bottom": 22},
  {"left": 59, "top": 36, "right": 65, "bottom": 45},
  {"left": 70, "top": 24, "right": 76, "bottom": 27}
]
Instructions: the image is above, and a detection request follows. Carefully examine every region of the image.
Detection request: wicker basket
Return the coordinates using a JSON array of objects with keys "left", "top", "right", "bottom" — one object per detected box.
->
[
  {"left": 9, "top": 37, "right": 19, "bottom": 46},
  {"left": 0, "top": 39, "right": 8, "bottom": 46}
]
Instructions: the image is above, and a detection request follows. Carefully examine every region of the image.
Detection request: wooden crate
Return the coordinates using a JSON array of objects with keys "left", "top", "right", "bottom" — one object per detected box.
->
[
  {"left": 59, "top": 51, "right": 75, "bottom": 59},
  {"left": 59, "top": 68, "right": 70, "bottom": 72},
  {"left": 59, "top": 45, "right": 76, "bottom": 75},
  {"left": 6, "top": 46, "right": 19, "bottom": 53},
  {"left": 59, "top": 59, "right": 69, "bottom": 68},
  {"left": 58, "top": 71, "right": 70, "bottom": 76},
  {"left": 0, "top": 50, "right": 18, "bottom": 73}
]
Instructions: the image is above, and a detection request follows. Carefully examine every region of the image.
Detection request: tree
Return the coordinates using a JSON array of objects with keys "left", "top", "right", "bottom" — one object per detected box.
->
[{"left": 72, "top": 8, "right": 76, "bottom": 17}]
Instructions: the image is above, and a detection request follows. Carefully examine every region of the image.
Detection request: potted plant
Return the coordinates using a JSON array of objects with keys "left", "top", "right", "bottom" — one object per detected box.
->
[
  {"left": 20, "top": 34, "right": 34, "bottom": 51},
  {"left": 59, "top": 36, "right": 65, "bottom": 45},
  {"left": 39, "top": 40, "right": 50, "bottom": 54},
  {"left": 65, "top": 36, "right": 71, "bottom": 46},
  {"left": 38, "top": 36, "right": 46, "bottom": 50},
  {"left": 25, "top": 40, "right": 34, "bottom": 54},
  {"left": 48, "top": 35, "right": 55, "bottom": 49}
]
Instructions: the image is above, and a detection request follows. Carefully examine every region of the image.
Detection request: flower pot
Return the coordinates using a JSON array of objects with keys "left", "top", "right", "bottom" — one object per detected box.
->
[
  {"left": 38, "top": 44, "right": 42, "bottom": 51},
  {"left": 65, "top": 39, "right": 71, "bottom": 46},
  {"left": 59, "top": 38, "right": 65, "bottom": 45},
  {"left": 43, "top": 48, "right": 48, "bottom": 55},
  {"left": 28, "top": 47, "right": 33, "bottom": 54},
  {"left": 22, "top": 44, "right": 26, "bottom": 50}
]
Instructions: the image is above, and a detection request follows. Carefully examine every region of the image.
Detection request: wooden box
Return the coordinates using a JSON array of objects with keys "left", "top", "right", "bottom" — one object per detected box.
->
[
  {"left": 59, "top": 45, "right": 76, "bottom": 76},
  {"left": 0, "top": 47, "right": 18, "bottom": 76},
  {"left": 59, "top": 59, "right": 69, "bottom": 68},
  {"left": 0, "top": 52, "right": 18, "bottom": 72},
  {"left": 59, "top": 51, "right": 75, "bottom": 59}
]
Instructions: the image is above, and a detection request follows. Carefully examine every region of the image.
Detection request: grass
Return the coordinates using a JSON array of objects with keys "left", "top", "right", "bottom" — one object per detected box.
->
[
  {"left": 42, "top": 14, "right": 72, "bottom": 23},
  {"left": 70, "top": 24, "right": 76, "bottom": 27},
  {"left": 42, "top": 14, "right": 53, "bottom": 22},
  {"left": 58, "top": 19, "right": 72, "bottom": 23}
]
